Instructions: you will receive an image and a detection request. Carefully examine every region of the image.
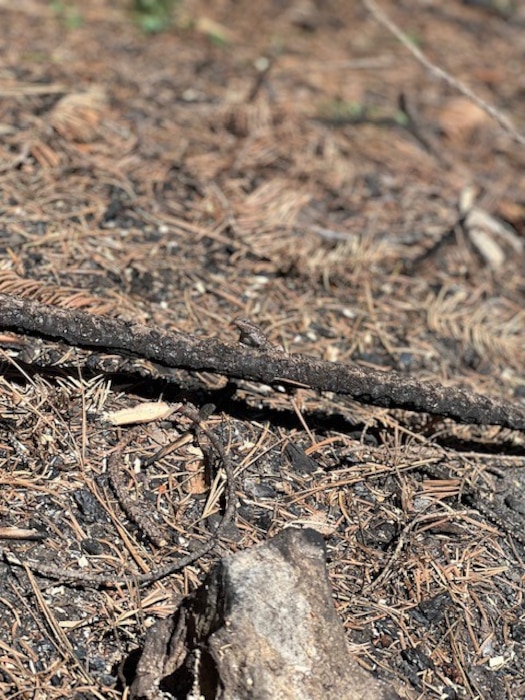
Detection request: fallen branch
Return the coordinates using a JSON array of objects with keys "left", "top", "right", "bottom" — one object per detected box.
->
[{"left": 1, "top": 293, "right": 524, "bottom": 430}]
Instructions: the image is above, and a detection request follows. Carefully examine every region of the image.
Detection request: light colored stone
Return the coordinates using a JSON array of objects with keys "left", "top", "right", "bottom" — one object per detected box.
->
[{"left": 130, "top": 528, "right": 400, "bottom": 700}]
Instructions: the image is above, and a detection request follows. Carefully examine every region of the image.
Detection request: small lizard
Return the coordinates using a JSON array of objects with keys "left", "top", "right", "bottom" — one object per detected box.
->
[{"left": 233, "top": 317, "right": 285, "bottom": 354}]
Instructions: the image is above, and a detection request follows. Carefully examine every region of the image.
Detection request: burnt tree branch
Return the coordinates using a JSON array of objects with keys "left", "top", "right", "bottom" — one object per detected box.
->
[{"left": 1, "top": 293, "right": 524, "bottom": 430}]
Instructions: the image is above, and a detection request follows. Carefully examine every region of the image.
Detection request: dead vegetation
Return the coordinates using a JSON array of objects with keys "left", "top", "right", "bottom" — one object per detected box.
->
[{"left": 0, "top": 1, "right": 524, "bottom": 699}]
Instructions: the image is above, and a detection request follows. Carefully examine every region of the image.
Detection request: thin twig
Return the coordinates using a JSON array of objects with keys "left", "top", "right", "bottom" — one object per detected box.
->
[
  {"left": 108, "top": 429, "right": 169, "bottom": 548},
  {"left": 362, "top": 0, "right": 525, "bottom": 146}
]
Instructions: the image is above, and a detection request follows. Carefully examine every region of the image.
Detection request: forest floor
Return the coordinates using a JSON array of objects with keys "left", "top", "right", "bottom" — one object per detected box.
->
[{"left": 0, "top": 1, "right": 525, "bottom": 698}]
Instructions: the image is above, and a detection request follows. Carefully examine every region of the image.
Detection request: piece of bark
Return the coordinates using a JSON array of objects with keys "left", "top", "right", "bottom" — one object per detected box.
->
[{"left": 129, "top": 528, "right": 400, "bottom": 700}]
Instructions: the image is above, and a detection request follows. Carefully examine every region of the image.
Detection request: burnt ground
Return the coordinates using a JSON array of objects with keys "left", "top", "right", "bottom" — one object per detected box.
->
[{"left": 0, "top": 1, "right": 525, "bottom": 698}]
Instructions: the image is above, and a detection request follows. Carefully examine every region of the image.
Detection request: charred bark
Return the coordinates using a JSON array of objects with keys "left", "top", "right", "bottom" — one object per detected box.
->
[{"left": 1, "top": 293, "right": 524, "bottom": 430}]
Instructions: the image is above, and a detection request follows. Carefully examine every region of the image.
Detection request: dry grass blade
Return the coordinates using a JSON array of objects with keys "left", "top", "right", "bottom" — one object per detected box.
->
[{"left": 201, "top": 469, "right": 227, "bottom": 520}]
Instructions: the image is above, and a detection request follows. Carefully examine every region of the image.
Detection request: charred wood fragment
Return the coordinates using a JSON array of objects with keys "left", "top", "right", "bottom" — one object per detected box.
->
[{"left": 1, "top": 293, "right": 524, "bottom": 430}]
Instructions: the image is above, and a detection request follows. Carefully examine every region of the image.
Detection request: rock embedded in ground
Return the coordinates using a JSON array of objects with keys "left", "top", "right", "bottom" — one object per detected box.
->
[{"left": 130, "top": 527, "right": 400, "bottom": 700}]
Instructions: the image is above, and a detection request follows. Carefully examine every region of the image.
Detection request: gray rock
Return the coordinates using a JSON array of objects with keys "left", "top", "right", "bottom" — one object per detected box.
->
[{"left": 130, "top": 527, "right": 399, "bottom": 700}]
